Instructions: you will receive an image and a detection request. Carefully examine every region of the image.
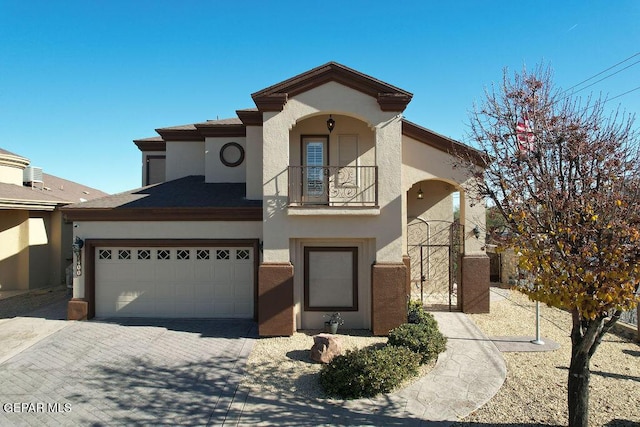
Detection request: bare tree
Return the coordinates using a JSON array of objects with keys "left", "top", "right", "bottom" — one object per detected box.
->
[{"left": 459, "top": 65, "right": 640, "bottom": 427}]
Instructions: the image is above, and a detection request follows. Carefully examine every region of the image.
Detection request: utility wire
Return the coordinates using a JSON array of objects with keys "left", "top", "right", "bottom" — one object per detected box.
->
[
  {"left": 562, "top": 51, "right": 640, "bottom": 95},
  {"left": 606, "top": 85, "right": 640, "bottom": 103},
  {"left": 566, "top": 59, "right": 640, "bottom": 98}
]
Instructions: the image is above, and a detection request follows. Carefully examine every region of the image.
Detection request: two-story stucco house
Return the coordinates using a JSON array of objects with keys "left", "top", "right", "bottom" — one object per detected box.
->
[{"left": 63, "top": 62, "right": 489, "bottom": 336}]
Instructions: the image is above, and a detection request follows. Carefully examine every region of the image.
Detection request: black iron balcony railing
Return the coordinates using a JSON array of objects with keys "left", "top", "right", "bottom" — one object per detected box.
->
[{"left": 288, "top": 166, "right": 378, "bottom": 207}]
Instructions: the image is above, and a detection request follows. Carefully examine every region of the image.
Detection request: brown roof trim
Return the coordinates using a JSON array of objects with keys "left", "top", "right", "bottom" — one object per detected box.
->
[
  {"left": 154, "top": 121, "right": 248, "bottom": 141},
  {"left": 194, "top": 123, "right": 246, "bottom": 138},
  {"left": 251, "top": 62, "right": 413, "bottom": 112},
  {"left": 134, "top": 138, "right": 166, "bottom": 152},
  {"left": 236, "top": 109, "right": 263, "bottom": 126},
  {"left": 156, "top": 128, "right": 203, "bottom": 141},
  {"left": 63, "top": 207, "right": 262, "bottom": 222},
  {"left": 402, "top": 120, "right": 488, "bottom": 166}
]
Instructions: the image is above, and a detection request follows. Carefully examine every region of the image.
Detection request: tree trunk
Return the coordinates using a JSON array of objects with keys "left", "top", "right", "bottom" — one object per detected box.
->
[{"left": 568, "top": 347, "right": 591, "bottom": 427}]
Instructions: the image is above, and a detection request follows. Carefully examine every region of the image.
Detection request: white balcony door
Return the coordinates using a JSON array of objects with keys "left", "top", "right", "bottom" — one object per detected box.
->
[{"left": 302, "top": 136, "right": 329, "bottom": 204}]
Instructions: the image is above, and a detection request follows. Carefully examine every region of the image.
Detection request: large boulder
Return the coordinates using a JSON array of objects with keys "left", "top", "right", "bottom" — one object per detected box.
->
[{"left": 310, "top": 333, "right": 342, "bottom": 364}]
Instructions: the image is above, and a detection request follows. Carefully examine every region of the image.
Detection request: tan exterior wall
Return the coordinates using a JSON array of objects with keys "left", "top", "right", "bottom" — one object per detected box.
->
[
  {"left": 71, "top": 221, "right": 263, "bottom": 299},
  {"left": 245, "top": 126, "right": 263, "bottom": 200},
  {"left": 402, "top": 136, "right": 486, "bottom": 256},
  {"left": 49, "top": 210, "right": 72, "bottom": 287},
  {"left": 289, "top": 115, "right": 375, "bottom": 167},
  {"left": 0, "top": 165, "right": 25, "bottom": 186},
  {"left": 0, "top": 153, "right": 29, "bottom": 185},
  {"left": 166, "top": 141, "right": 205, "bottom": 181},
  {"left": 205, "top": 137, "right": 246, "bottom": 183},
  {"left": 0, "top": 209, "right": 62, "bottom": 291},
  {"left": 0, "top": 210, "right": 30, "bottom": 290},
  {"left": 262, "top": 81, "right": 404, "bottom": 264},
  {"left": 27, "top": 212, "right": 52, "bottom": 289}
]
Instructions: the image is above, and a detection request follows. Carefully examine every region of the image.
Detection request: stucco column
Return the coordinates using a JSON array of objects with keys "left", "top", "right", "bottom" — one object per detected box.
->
[
  {"left": 262, "top": 111, "right": 293, "bottom": 263},
  {"left": 460, "top": 186, "right": 490, "bottom": 313},
  {"left": 374, "top": 116, "right": 404, "bottom": 262}
]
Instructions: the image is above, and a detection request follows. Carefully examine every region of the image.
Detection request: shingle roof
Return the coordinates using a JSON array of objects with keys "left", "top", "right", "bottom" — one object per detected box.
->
[
  {"left": 0, "top": 172, "right": 108, "bottom": 209},
  {"left": 61, "top": 176, "right": 262, "bottom": 221},
  {"left": 63, "top": 175, "right": 261, "bottom": 210}
]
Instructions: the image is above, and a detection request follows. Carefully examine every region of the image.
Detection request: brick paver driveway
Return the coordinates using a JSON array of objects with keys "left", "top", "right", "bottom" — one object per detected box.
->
[{"left": 0, "top": 317, "right": 257, "bottom": 426}]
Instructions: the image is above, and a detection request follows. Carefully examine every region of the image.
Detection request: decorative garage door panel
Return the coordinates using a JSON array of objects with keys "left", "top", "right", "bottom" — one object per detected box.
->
[{"left": 95, "top": 247, "right": 254, "bottom": 318}]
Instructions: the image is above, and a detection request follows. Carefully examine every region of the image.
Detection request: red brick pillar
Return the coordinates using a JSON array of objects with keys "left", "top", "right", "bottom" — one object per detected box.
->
[
  {"left": 371, "top": 263, "right": 408, "bottom": 336},
  {"left": 461, "top": 255, "right": 490, "bottom": 313},
  {"left": 258, "top": 263, "right": 294, "bottom": 336}
]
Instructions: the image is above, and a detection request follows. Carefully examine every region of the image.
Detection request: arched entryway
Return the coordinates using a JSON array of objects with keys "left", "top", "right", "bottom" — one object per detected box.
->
[{"left": 406, "top": 179, "right": 462, "bottom": 311}]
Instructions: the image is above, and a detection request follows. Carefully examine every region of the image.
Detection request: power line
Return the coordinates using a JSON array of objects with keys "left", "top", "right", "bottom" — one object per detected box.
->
[
  {"left": 606, "top": 85, "right": 640, "bottom": 103},
  {"left": 562, "top": 51, "right": 640, "bottom": 95},
  {"left": 567, "top": 59, "right": 640, "bottom": 97}
]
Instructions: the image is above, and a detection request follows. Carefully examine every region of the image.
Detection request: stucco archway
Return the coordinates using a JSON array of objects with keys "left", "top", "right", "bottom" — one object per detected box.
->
[{"left": 404, "top": 178, "right": 490, "bottom": 313}]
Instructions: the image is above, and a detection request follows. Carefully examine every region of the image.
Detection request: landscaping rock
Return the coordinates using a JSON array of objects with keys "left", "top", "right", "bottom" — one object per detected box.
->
[{"left": 310, "top": 333, "right": 342, "bottom": 363}]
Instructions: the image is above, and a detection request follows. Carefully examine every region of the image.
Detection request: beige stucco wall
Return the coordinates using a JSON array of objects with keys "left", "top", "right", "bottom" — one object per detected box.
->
[
  {"left": 402, "top": 136, "right": 486, "bottom": 255},
  {"left": 205, "top": 137, "right": 246, "bottom": 183},
  {"left": 0, "top": 209, "right": 61, "bottom": 290},
  {"left": 289, "top": 115, "right": 375, "bottom": 167},
  {"left": 166, "top": 141, "right": 205, "bottom": 181},
  {"left": 49, "top": 210, "right": 72, "bottom": 287},
  {"left": 0, "top": 153, "right": 29, "bottom": 185},
  {"left": 72, "top": 221, "right": 263, "bottom": 299},
  {"left": 0, "top": 210, "right": 30, "bottom": 290},
  {"left": 27, "top": 213, "right": 52, "bottom": 289},
  {"left": 261, "top": 81, "right": 404, "bottom": 264},
  {"left": 245, "top": 126, "right": 263, "bottom": 200}
]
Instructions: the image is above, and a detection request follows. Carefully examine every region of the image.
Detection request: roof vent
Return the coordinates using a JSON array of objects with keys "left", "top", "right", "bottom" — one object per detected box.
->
[{"left": 23, "top": 166, "right": 44, "bottom": 188}]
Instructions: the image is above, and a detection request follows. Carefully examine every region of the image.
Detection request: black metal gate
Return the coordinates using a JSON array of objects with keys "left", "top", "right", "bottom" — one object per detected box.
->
[{"left": 407, "top": 218, "right": 463, "bottom": 311}]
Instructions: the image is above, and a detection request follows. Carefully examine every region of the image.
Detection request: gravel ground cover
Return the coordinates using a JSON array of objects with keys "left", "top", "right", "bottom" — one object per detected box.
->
[
  {"left": 242, "top": 329, "right": 435, "bottom": 399},
  {"left": 0, "top": 286, "right": 69, "bottom": 318},
  {"left": 457, "top": 288, "right": 640, "bottom": 427}
]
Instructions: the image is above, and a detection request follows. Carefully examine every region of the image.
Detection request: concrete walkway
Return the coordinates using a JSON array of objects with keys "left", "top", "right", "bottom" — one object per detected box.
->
[{"left": 227, "top": 312, "right": 506, "bottom": 426}]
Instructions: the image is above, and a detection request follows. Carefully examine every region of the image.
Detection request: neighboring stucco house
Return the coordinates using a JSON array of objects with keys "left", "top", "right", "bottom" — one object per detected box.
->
[
  {"left": 0, "top": 148, "right": 108, "bottom": 292},
  {"left": 63, "top": 62, "right": 489, "bottom": 336}
]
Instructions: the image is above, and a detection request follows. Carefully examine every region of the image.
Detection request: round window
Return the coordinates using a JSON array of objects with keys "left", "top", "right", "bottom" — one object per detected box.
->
[{"left": 220, "top": 142, "right": 245, "bottom": 167}]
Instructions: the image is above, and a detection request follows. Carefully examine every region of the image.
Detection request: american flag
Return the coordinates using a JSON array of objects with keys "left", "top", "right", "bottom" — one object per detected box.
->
[{"left": 516, "top": 116, "right": 535, "bottom": 153}]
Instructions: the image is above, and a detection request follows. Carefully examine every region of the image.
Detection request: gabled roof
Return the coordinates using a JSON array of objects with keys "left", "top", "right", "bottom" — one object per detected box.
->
[
  {"left": 251, "top": 62, "right": 413, "bottom": 112},
  {"left": 62, "top": 175, "right": 262, "bottom": 221}
]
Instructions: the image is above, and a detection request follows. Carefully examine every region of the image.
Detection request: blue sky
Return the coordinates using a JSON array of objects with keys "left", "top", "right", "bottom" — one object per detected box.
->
[{"left": 1, "top": 1, "right": 638, "bottom": 194}]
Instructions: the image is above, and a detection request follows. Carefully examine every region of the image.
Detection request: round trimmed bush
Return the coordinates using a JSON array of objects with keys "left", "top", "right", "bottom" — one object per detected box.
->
[
  {"left": 388, "top": 323, "right": 447, "bottom": 364},
  {"left": 319, "top": 345, "right": 421, "bottom": 399}
]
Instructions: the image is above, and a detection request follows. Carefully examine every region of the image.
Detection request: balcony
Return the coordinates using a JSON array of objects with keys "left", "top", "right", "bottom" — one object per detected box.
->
[{"left": 288, "top": 166, "right": 378, "bottom": 209}]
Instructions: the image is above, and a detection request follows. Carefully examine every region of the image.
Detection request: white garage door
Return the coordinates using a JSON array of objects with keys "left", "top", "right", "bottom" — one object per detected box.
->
[{"left": 95, "top": 246, "right": 254, "bottom": 318}]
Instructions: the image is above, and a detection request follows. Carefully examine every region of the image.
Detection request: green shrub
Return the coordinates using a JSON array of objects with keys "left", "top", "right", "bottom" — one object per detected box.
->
[
  {"left": 407, "top": 300, "right": 438, "bottom": 328},
  {"left": 388, "top": 323, "right": 447, "bottom": 364},
  {"left": 319, "top": 345, "right": 421, "bottom": 399}
]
